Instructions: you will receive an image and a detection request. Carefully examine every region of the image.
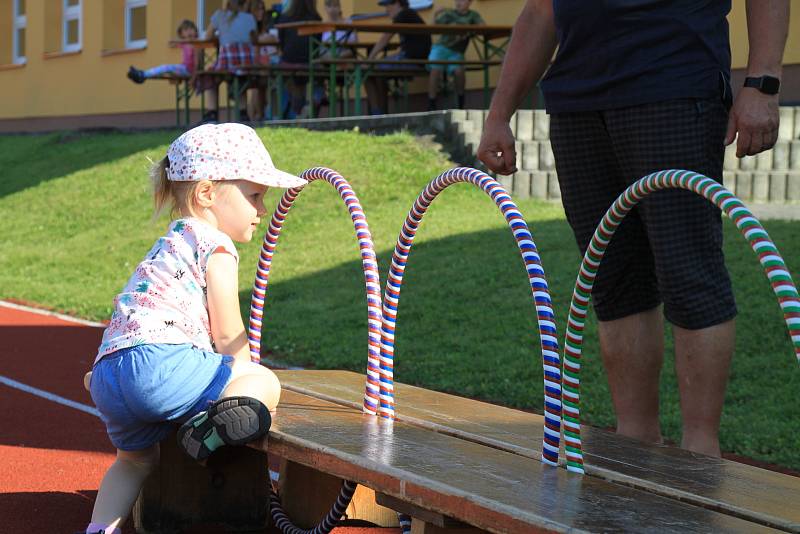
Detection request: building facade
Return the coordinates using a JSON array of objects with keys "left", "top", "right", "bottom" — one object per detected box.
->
[{"left": 1, "top": 0, "right": 798, "bottom": 132}]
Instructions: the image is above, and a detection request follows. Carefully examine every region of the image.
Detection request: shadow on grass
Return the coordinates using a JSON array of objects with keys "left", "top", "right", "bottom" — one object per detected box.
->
[
  {"left": 246, "top": 218, "right": 800, "bottom": 468},
  {"left": 0, "top": 129, "right": 179, "bottom": 198}
]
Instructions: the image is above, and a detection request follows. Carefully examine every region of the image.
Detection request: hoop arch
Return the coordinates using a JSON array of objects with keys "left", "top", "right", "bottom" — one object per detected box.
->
[
  {"left": 248, "top": 167, "right": 380, "bottom": 533},
  {"left": 379, "top": 167, "right": 563, "bottom": 466},
  {"left": 248, "top": 167, "right": 383, "bottom": 413},
  {"left": 562, "top": 169, "right": 800, "bottom": 474}
]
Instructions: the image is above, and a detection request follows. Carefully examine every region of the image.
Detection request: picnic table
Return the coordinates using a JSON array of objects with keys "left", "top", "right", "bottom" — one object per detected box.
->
[
  {"left": 275, "top": 21, "right": 512, "bottom": 116},
  {"left": 164, "top": 21, "right": 511, "bottom": 122}
]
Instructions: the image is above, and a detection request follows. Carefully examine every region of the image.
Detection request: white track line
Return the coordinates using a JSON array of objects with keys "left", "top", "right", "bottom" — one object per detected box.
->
[
  {"left": 0, "top": 301, "right": 303, "bottom": 369},
  {"left": 0, "top": 300, "right": 105, "bottom": 328},
  {"left": 0, "top": 375, "right": 100, "bottom": 417}
]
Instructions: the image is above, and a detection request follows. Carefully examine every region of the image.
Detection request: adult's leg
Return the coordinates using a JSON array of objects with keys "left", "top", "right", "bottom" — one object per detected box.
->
[
  {"left": 454, "top": 67, "right": 466, "bottom": 108},
  {"left": 90, "top": 444, "right": 160, "bottom": 531},
  {"left": 204, "top": 85, "right": 219, "bottom": 113},
  {"left": 428, "top": 68, "right": 443, "bottom": 100},
  {"left": 607, "top": 97, "right": 735, "bottom": 456},
  {"left": 365, "top": 78, "right": 389, "bottom": 115},
  {"left": 673, "top": 319, "right": 734, "bottom": 455},
  {"left": 365, "top": 78, "right": 380, "bottom": 114},
  {"left": 598, "top": 308, "right": 664, "bottom": 443},
  {"left": 550, "top": 111, "right": 664, "bottom": 444}
]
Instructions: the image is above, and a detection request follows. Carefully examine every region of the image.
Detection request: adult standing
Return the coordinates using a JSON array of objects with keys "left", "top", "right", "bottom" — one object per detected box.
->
[{"left": 478, "top": 0, "right": 789, "bottom": 456}]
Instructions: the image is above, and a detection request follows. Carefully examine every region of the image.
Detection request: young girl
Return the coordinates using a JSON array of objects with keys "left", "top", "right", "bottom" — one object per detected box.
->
[
  {"left": 197, "top": 0, "right": 259, "bottom": 123},
  {"left": 81, "top": 123, "right": 305, "bottom": 534},
  {"left": 127, "top": 20, "right": 201, "bottom": 83}
]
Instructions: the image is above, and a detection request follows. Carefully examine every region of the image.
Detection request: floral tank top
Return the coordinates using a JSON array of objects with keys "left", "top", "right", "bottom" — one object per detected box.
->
[{"left": 95, "top": 218, "right": 239, "bottom": 363}]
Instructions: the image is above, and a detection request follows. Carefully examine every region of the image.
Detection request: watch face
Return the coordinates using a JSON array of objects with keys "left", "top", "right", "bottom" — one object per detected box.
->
[{"left": 762, "top": 76, "right": 780, "bottom": 94}]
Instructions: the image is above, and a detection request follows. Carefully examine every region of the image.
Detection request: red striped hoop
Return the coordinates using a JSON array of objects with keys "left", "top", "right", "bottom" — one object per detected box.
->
[{"left": 380, "top": 167, "right": 563, "bottom": 466}]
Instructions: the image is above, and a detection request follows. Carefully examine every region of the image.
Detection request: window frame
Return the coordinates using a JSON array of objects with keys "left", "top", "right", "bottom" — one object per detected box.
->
[
  {"left": 125, "top": 0, "right": 148, "bottom": 49},
  {"left": 62, "top": 0, "right": 83, "bottom": 53},
  {"left": 12, "top": 0, "right": 27, "bottom": 64},
  {"left": 197, "top": 0, "right": 207, "bottom": 35},
  {"left": 197, "top": 0, "right": 222, "bottom": 36}
]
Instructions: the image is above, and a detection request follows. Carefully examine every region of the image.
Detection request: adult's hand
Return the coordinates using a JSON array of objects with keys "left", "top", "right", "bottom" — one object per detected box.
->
[
  {"left": 725, "top": 87, "right": 780, "bottom": 157},
  {"left": 477, "top": 117, "right": 517, "bottom": 175}
]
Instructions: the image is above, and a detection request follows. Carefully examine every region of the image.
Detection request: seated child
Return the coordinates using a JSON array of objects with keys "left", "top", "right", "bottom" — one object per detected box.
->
[
  {"left": 79, "top": 123, "right": 305, "bottom": 534},
  {"left": 427, "top": 0, "right": 484, "bottom": 110},
  {"left": 128, "top": 20, "right": 200, "bottom": 83}
]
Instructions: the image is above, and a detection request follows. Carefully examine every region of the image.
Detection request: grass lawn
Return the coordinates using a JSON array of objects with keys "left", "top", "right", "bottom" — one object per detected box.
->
[{"left": 1, "top": 128, "right": 798, "bottom": 469}]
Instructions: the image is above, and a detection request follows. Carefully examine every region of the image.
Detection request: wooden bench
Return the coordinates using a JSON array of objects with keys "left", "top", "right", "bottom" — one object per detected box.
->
[
  {"left": 278, "top": 370, "right": 800, "bottom": 532},
  {"left": 133, "top": 371, "right": 798, "bottom": 533}
]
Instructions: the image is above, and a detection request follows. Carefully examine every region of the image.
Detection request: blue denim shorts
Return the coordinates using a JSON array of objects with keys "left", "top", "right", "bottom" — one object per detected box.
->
[
  {"left": 427, "top": 43, "right": 464, "bottom": 74},
  {"left": 90, "top": 343, "right": 234, "bottom": 451}
]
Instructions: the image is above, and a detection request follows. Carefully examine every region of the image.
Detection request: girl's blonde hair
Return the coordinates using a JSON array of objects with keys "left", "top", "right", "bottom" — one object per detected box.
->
[
  {"left": 151, "top": 157, "right": 239, "bottom": 219},
  {"left": 151, "top": 156, "right": 205, "bottom": 219}
]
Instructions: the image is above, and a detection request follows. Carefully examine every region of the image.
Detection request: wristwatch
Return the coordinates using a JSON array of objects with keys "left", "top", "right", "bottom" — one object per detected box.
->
[{"left": 743, "top": 75, "right": 781, "bottom": 95}]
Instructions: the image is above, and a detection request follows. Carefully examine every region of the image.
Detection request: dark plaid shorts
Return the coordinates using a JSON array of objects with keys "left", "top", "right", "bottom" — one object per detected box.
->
[
  {"left": 549, "top": 97, "right": 737, "bottom": 330},
  {"left": 195, "top": 43, "right": 256, "bottom": 92}
]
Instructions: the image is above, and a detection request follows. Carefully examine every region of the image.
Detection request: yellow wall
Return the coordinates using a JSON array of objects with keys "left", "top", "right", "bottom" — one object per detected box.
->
[
  {"left": 1, "top": 0, "right": 187, "bottom": 120},
  {"left": 0, "top": 0, "right": 797, "bottom": 121},
  {"left": 728, "top": 0, "right": 800, "bottom": 69}
]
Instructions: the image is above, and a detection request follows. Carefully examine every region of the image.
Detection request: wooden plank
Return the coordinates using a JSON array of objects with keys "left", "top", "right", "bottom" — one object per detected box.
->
[
  {"left": 276, "top": 370, "right": 800, "bottom": 532},
  {"left": 274, "top": 21, "right": 513, "bottom": 40},
  {"left": 260, "top": 390, "right": 779, "bottom": 533}
]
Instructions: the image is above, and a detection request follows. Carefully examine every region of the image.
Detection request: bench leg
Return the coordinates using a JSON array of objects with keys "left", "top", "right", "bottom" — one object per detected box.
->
[
  {"left": 277, "top": 458, "right": 399, "bottom": 528},
  {"left": 132, "top": 432, "right": 270, "bottom": 533}
]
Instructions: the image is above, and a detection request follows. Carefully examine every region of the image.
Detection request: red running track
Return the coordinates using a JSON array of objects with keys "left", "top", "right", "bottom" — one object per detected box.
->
[{"left": 0, "top": 301, "right": 400, "bottom": 533}]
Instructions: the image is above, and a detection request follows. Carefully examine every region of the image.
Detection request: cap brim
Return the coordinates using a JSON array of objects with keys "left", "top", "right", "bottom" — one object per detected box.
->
[{"left": 260, "top": 169, "right": 308, "bottom": 189}]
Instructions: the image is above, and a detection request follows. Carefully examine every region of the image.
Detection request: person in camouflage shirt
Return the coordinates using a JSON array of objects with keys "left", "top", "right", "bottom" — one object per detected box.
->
[{"left": 427, "top": 0, "right": 484, "bottom": 110}]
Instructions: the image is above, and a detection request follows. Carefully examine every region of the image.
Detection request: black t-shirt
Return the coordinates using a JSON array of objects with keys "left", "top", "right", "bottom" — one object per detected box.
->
[
  {"left": 276, "top": 12, "right": 323, "bottom": 63},
  {"left": 540, "top": 0, "right": 732, "bottom": 113},
  {"left": 392, "top": 8, "right": 431, "bottom": 60}
]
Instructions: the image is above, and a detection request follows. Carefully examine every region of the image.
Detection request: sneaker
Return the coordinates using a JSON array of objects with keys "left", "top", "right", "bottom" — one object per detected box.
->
[
  {"left": 177, "top": 396, "right": 271, "bottom": 462},
  {"left": 127, "top": 66, "right": 145, "bottom": 84}
]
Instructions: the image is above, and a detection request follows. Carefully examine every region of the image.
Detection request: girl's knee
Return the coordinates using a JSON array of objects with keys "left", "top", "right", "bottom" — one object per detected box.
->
[
  {"left": 230, "top": 359, "right": 279, "bottom": 381},
  {"left": 223, "top": 362, "right": 281, "bottom": 409}
]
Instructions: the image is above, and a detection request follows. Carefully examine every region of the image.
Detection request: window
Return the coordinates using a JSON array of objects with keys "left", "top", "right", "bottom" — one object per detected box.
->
[
  {"left": 12, "top": 0, "right": 26, "bottom": 64},
  {"left": 125, "top": 0, "right": 147, "bottom": 48},
  {"left": 63, "top": 0, "right": 82, "bottom": 52},
  {"left": 197, "top": 0, "right": 222, "bottom": 35}
]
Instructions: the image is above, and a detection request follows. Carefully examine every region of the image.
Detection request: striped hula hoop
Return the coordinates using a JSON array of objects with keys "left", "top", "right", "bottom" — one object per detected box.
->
[
  {"left": 562, "top": 169, "right": 800, "bottom": 474},
  {"left": 380, "top": 167, "right": 562, "bottom": 466},
  {"left": 248, "top": 167, "right": 383, "bottom": 414},
  {"left": 248, "top": 167, "right": 380, "bottom": 534}
]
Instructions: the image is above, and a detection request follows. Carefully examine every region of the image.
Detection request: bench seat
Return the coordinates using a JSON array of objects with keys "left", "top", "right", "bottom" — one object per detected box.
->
[
  {"left": 276, "top": 369, "right": 800, "bottom": 532},
  {"left": 244, "top": 389, "right": 781, "bottom": 533}
]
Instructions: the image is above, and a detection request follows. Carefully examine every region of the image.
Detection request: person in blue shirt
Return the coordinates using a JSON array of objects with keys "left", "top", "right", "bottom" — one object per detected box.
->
[{"left": 478, "top": 0, "right": 789, "bottom": 458}]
